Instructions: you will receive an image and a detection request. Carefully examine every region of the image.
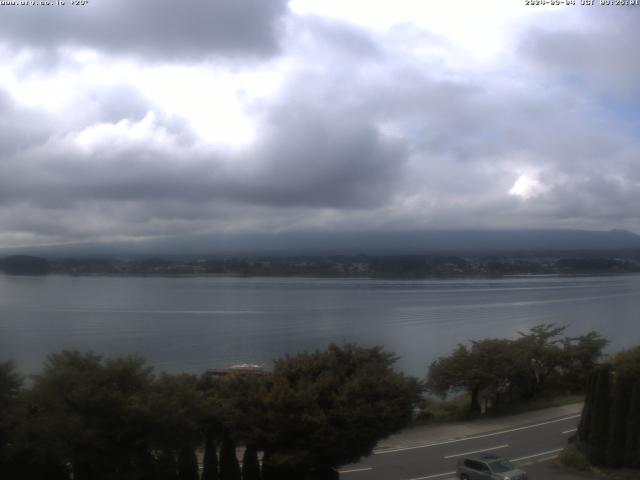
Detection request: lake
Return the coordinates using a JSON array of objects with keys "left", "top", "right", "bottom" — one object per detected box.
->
[{"left": 0, "top": 274, "right": 639, "bottom": 376}]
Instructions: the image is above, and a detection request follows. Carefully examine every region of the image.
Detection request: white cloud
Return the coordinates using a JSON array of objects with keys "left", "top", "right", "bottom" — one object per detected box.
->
[{"left": 509, "top": 174, "right": 546, "bottom": 200}]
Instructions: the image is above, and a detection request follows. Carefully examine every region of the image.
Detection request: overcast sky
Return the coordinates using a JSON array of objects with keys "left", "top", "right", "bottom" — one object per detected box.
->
[{"left": 0, "top": 0, "right": 638, "bottom": 248}]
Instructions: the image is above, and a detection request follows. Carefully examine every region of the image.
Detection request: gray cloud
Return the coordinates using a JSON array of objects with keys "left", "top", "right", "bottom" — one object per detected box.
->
[
  {"left": 1, "top": 8, "right": 640, "bottom": 247},
  {"left": 520, "top": 8, "right": 640, "bottom": 97},
  {"left": 0, "top": 0, "right": 289, "bottom": 60}
]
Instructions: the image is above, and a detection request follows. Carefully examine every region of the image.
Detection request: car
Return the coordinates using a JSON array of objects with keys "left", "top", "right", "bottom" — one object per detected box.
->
[{"left": 456, "top": 453, "right": 528, "bottom": 480}]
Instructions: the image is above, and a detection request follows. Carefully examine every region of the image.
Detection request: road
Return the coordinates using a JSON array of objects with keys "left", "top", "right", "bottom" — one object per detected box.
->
[{"left": 339, "top": 410, "right": 581, "bottom": 480}]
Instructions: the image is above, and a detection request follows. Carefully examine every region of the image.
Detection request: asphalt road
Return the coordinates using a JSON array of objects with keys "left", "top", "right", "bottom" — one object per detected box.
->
[{"left": 339, "top": 413, "right": 580, "bottom": 480}]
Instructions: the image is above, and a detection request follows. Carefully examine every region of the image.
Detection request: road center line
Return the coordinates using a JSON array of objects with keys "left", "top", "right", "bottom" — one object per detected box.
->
[
  {"left": 562, "top": 428, "right": 577, "bottom": 434},
  {"left": 339, "top": 467, "right": 373, "bottom": 474},
  {"left": 444, "top": 443, "right": 509, "bottom": 459},
  {"left": 407, "top": 471, "right": 456, "bottom": 480},
  {"left": 375, "top": 414, "right": 580, "bottom": 455},
  {"left": 511, "top": 448, "right": 564, "bottom": 462}
]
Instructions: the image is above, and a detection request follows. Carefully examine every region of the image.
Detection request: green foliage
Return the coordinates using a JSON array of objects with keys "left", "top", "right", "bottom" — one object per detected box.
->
[
  {"left": 612, "top": 347, "right": 640, "bottom": 378},
  {"left": 624, "top": 381, "right": 640, "bottom": 468},
  {"left": 260, "top": 344, "right": 420, "bottom": 472},
  {"left": 578, "top": 372, "right": 597, "bottom": 445},
  {"left": 559, "top": 445, "right": 589, "bottom": 470},
  {"left": 0, "top": 344, "right": 420, "bottom": 477},
  {"left": 0, "top": 361, "right": 25, "bottom": 477},
  {"left": 148, "top": 373, "right": 206, "bottom": 451},
  {"left": 415, "top": 393, "right": 471, "bottom": 423},
  {"left": 578, "top": 347, "right": 640, "bottom": 470},
  {"left": 562, "top": 332, "right": 609, "bottom": 390},
  {"left": 426, "top": 324, "right": 607, "bottom": 413},
  {"left": 586, "top": 364, "right": 612, "bottom": 466},
  {"left": 216, "top": 371, "right": 269, "bottom": 446},
  {"left": 29, "top": 351, "right": 157, "bottom": 479},
  {"left": 606, "top": 374, "right": 634, "bottom": 467}
]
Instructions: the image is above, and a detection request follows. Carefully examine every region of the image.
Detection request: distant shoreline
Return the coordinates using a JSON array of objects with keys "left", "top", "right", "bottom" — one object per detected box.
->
[{"left": 3, "top": 271, "right": 640, "bottom": 281}]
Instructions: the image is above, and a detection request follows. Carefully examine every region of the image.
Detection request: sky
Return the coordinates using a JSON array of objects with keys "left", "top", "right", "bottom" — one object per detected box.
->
[{"left": 0, "top": 0, "right": 638, "bottom": 248}]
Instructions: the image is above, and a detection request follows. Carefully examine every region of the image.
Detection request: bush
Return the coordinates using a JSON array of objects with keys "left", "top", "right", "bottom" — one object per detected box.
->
[{"left": 559, "top": 445, "right": 589, "bottom": 471}]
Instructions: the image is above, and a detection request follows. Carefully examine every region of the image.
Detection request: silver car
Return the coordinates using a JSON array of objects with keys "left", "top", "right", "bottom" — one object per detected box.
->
[{"left": 456, "top": 453, "right": 527, "bottom": 480}]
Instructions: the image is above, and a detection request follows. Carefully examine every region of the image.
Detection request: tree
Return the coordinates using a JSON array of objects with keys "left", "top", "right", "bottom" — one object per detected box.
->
[
  {"left": 219, "top": 433, "right": 241, "bottom": 480},
  {"left": 177, "top": 446, "right": 199, "bottom": 480},
  {"left": 561, "top": 331, "right": 608, "bottom": 391},
  {"left": 577, "top": 346, "right": 640, "bottom": 469},
  {"left": 427, "top": 325, "right": 607, "bottom": 413},
  {"left": 585, "top": 364, "right": 612, "bottom": 466},
  {"left": 624, "top": 380, "right": 640, "bottom": 467},
  {"left": 148, "top": 373, "right": 207, "bottom": 480},
  {"left": 512, "top": 324, "right": 567, "bottom": 400},
  {"left": 28, "top": 351, "right": 156, "bottom": 479},
  {"left": 606, "top": 373, "right": 633, "bottom": 467},
  {"left": 242, "top": 444, "right": 261, "bottom": 480},
  {"left": 0, "top": 362, "right": 24, "bottom": 477},
  {"left": 427, "top": 339, "right": 520, "bottom": 412},
  {"left": 259, "top": 344, "right": 420, "bottom": 475},
  {"left": 577, "top": 372, "right": 597, "bottom": 444},
  {"left": 202, "top": 430, "right": 219, "bottom": 480},
  {"left": 216, "top": 371, "right": 269, "bottom": 448}
]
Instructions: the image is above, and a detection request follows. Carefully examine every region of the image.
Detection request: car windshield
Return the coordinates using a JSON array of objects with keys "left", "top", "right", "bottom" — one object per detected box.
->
[{"left": 489, "top": 460, "right": 515, "bottom": 473}]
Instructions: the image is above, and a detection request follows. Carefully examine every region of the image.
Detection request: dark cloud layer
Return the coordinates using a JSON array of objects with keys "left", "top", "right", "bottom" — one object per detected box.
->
[{"left": 0, "top": 0, "right": 289, "bottom": 60}]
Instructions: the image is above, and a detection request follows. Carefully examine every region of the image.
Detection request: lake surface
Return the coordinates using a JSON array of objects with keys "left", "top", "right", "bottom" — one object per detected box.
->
[{"left": 0, "top": 274, "right": 639, "bottom": 376}]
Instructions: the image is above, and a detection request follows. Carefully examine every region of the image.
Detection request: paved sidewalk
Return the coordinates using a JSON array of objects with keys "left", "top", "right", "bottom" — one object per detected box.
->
[
  {"left": 525, "top": 461, "right": 640, "bottom": 480},
  {"left": 375, "top": 403, "right": 584, "bottom": 452}
]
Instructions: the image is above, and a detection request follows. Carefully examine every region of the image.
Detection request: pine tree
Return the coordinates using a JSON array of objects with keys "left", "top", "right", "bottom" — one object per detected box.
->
[
  {"left": 577, "top": 371, "right": 596, "bottom": 445},
  {"left": 177, "top": 447, "right": 199, "bottom": 480},
  {"left": 586, "top": 364, "right": 612, "bottom": 466},
  {"left": 220, "top": 434, "right": 241, "bottom": 480},
  {"left": 624, "top": 380, "right": 640, "bottom": 468},
  {"left": 242, "top": 444, "right": 261, "bottom": 480},
  {"left": 605, "top": 374, "right": 633, "bottom": 467},
  {"left": 202, "top": 432, "right": 219, "bottom": 480},
  {"left": 260, "top": 451, "right": 276, "bottom": 480},
  {"left": 156, "top": 450, "right": 179, "bottom": 480}
]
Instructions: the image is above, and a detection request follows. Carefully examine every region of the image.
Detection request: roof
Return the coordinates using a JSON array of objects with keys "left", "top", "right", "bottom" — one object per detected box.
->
[{"left": 465, "top": 453, "right": 503, "bottom": 461}]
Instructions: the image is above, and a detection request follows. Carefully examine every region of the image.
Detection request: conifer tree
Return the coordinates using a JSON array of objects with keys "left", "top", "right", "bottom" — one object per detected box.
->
[
  {"left": 606, "top": 374, "right": 633, "bottom": 467},
  {"left": 586, "top": 364, "right": 612, "bottom": 466},
  {"left": 156, "top": 450, "right": 179, "bottom": 480},
  {"left": 177, "top": 447, "right": 199, "bottom": 480},
  {"left": 624, "top": 381, "right": 640, "bottom": 468},
  {"left": 242, "top": 444, "right": 261, "bottom": 480},
  {"left": 202, "top": 432, "right": 219, "bottom": 480},
  {"left": 577, "top": 371, "right": 596, "bottom": 444},
  {"left": 220, "top": 434, "right": 241, "bottom": 480}
]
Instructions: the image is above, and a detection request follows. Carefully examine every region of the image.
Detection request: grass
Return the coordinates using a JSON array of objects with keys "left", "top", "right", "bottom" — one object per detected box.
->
[
  {"left": 413, "top": 392, "right": 584, "bottom": 426},
  {"left": 559, "top": 445, "right": 589, "bottom": 471}
]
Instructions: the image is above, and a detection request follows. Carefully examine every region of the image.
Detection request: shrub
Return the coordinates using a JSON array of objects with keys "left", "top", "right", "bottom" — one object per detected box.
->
[{"left": 559, "top": 445, "right": 589, "bottom": 471}]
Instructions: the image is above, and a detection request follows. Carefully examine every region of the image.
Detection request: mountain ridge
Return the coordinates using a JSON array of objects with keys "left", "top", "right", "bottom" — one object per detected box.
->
[{"left": 2, "top": 228, "right": 640, "bottom": 258}]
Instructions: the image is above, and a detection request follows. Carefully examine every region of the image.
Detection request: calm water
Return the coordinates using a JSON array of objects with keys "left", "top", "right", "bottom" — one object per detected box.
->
[{"left": 0, "top": 274, "right": 639, "bottom": 376}]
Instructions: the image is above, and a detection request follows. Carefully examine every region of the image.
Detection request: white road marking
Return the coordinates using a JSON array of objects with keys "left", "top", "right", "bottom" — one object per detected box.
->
[
  {"left": 533, "top": 455, "right": 561, "bottom": 463},
  {"left": 375, "top": 415, "right": 580, "bottom": 455},
  {"left": 562, "top": 428, "right": 577, "bottom": 434},
  {"left": 407, "top": 471, "right": 456, "bottom": 480},
  {"left": 444, "top": 444, "right": 509, "bottom": 459},
  {"left": 339, "top": 467, "right": 373, "bottom": 474},
  {"left": 511, "top": 448, "right": 564, "bottom": 462}
]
